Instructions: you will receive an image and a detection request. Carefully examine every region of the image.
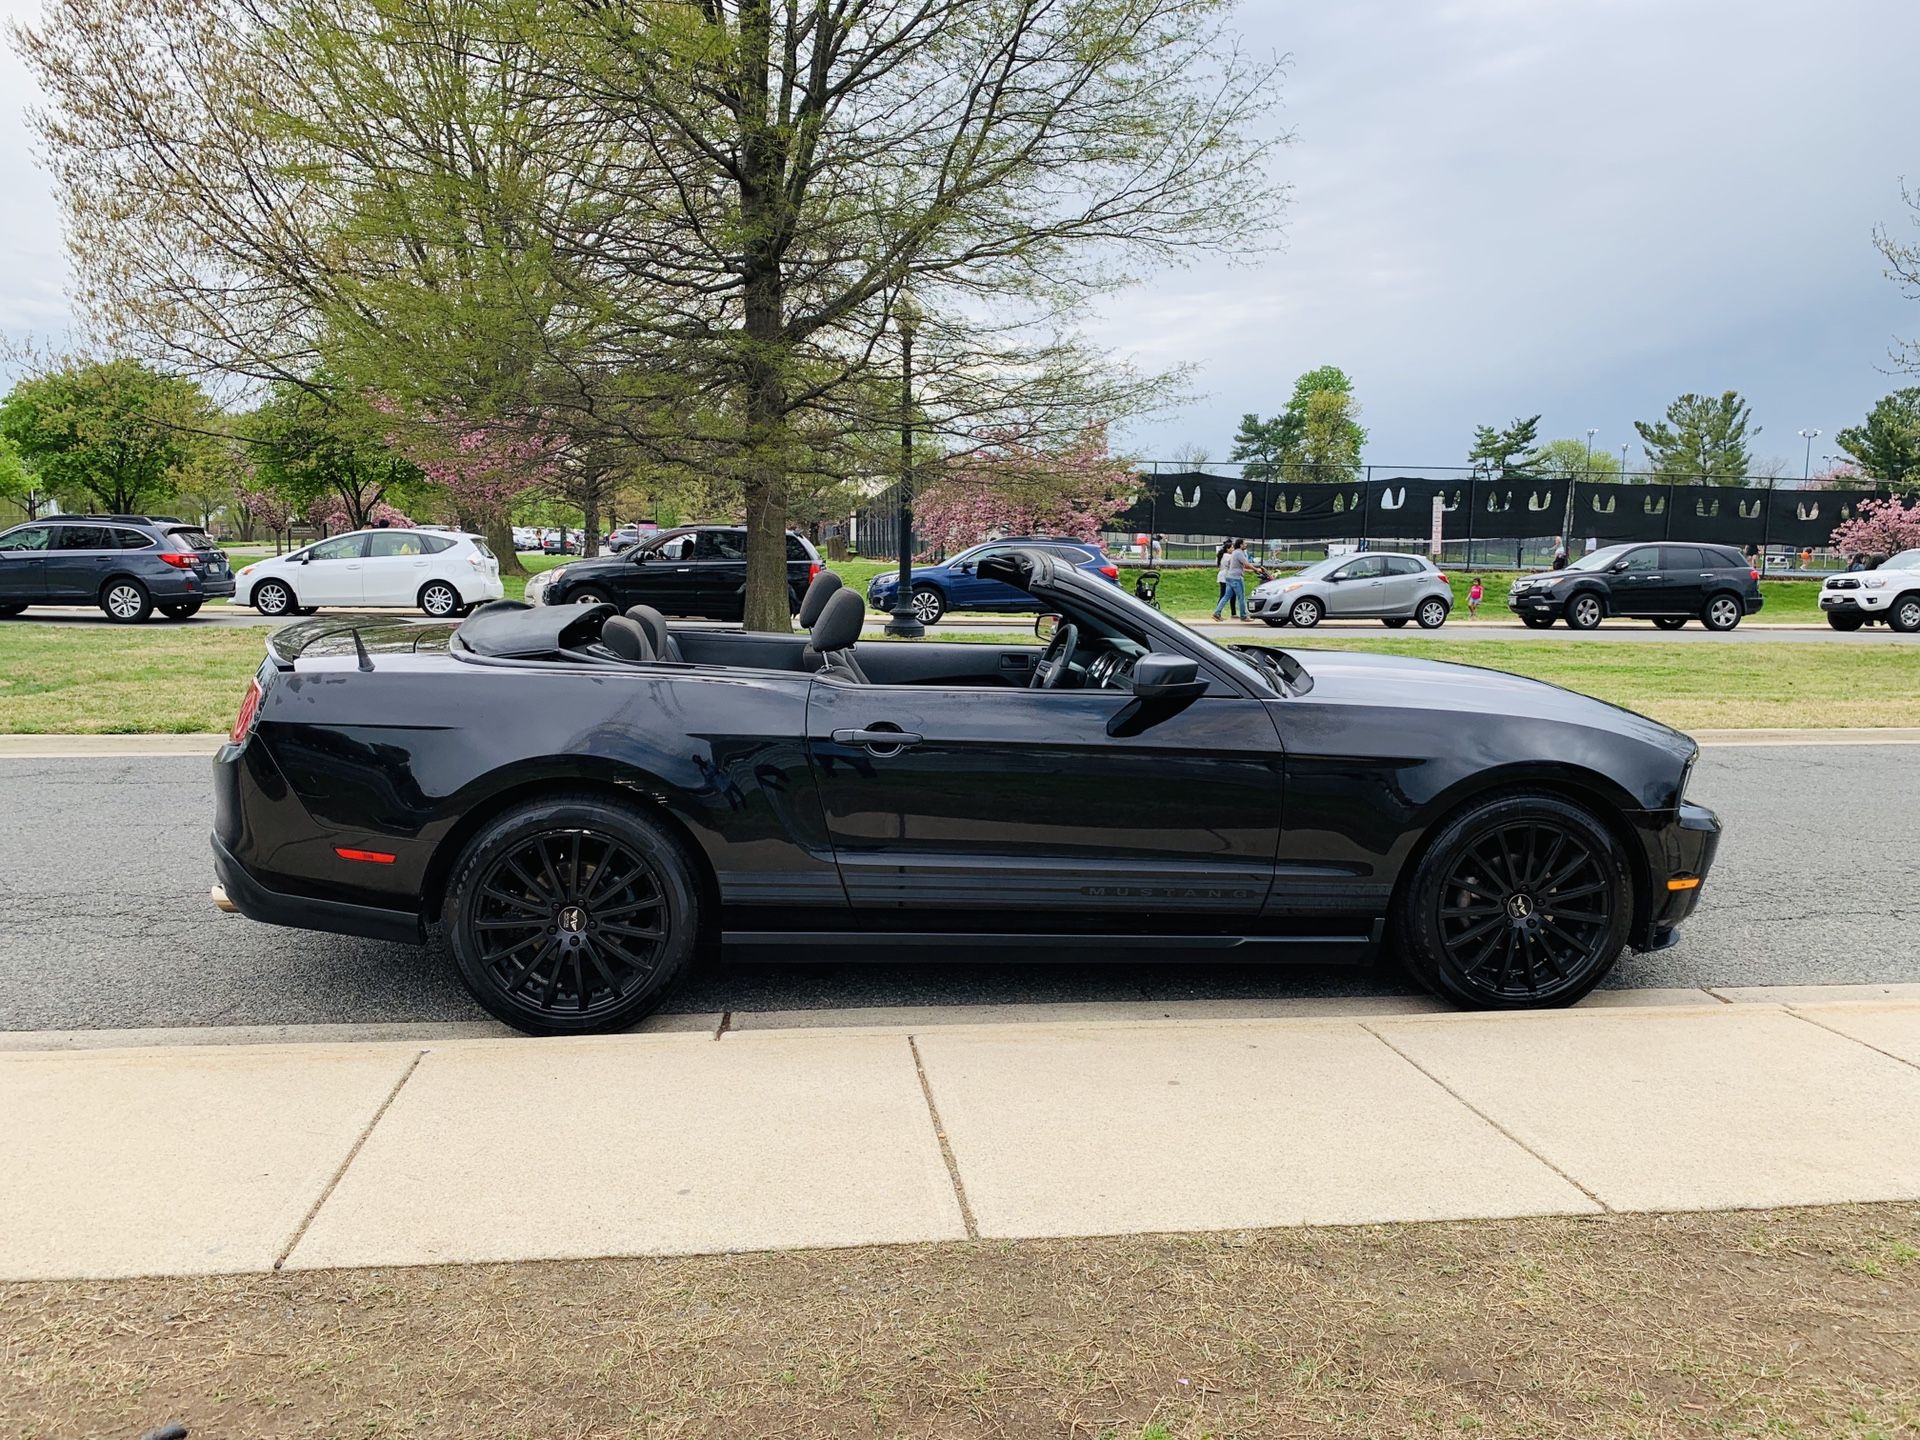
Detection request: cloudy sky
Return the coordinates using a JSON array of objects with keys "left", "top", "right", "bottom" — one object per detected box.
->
[{"left": 2, "top": 0, "right": 1916, "bottom": 472}]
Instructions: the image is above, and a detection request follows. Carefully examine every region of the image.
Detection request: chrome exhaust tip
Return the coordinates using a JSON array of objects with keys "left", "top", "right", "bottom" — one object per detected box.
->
[{"left": 210, "top": 884, "right": 237, "bottom": 914}]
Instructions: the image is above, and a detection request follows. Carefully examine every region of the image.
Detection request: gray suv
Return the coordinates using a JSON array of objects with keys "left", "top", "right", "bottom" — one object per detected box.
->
[
  {"left": 1249, "top": 552, "right": 1453, "bottom": 628},
  {"left": 0, "top": 514, "right": 235, "bottom": 622}
]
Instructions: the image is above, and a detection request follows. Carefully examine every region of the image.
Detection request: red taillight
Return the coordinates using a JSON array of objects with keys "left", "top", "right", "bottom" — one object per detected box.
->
[
  {"left": 809, "top": 562, "right": 821, "bottom": 584},
  {"left": 334, "top": 847, "right": 397, "bottom": 865},
  {"left": 160, "top": 552, "right": 199, "bottom": 569},
  {"left": 229, "top": 679, "right": 262, "bottom": 745},
  {"left": 1751, "top": 569, "right": 1761, "bottom": 581},
  {"left": 1436, "top": 572, "right": 1449, "bottom": 584},
  {"left": 1099, "top": 564, "right": 1119, "bottom": 579}
]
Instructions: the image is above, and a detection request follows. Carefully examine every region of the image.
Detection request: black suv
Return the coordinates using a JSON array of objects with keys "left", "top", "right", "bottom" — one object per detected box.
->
[
  {"left": 1508, "top": 542, "right": 1763, "bottom": 631},
  {"left": 527, "top": 525, "right": 823, "bottom": 619},
  {"left": 0, "top": 514, "right": 235, "bottom": 622}
]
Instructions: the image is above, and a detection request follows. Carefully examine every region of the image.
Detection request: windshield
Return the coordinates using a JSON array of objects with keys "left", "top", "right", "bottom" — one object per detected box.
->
[
  {"left": 1289, "top": 555, "right": 1350, "bottom": 581},
  {"left": 1567, "top": 544, "right": 1633, "bottom": 572},
  {"left": 1075, "top": 572, "right": 1291, "bottom": 696},
  {"left": 1884, "top": 549, "right": 1920, "bottom": 572}
]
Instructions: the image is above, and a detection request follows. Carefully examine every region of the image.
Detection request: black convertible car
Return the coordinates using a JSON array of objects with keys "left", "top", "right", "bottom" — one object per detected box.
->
[{"left": 211, "top": 554, "right": 1720, "bottom": 1034}]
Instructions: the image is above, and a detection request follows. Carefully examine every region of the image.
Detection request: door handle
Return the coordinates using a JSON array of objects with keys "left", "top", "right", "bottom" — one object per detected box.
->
[{"left": 832, "top": 727, "right": 923, "bottom": 751}]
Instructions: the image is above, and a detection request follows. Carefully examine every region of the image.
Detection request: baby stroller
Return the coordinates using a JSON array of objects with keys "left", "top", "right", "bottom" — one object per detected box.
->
[{"left": 1132, "top": 568, "right": 1161, "bottom": 610}]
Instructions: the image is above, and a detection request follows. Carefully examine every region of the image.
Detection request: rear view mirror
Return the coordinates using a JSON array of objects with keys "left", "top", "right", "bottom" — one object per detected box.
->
[{"left": 1131, "top": 653, "right": 1208, "bottom": 702}]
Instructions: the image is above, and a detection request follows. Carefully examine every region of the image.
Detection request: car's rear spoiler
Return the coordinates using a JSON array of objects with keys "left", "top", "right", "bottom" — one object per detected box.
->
[{"left": 264, "top": 616, "right": 448, "bottom": 669}]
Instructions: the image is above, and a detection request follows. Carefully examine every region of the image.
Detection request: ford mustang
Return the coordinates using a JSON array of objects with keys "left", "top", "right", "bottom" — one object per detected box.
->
[{"left": 210, "top": 554, "right": 1720, "bottom": 1034}]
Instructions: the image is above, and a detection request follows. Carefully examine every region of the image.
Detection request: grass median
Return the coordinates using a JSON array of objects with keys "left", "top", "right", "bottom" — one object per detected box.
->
[
  {"left": 1, "top": 617, "right": 1914, "bottom": 735},
  {"left": 6, "top": 1203, "right": 1917, "bottom": 1438}
]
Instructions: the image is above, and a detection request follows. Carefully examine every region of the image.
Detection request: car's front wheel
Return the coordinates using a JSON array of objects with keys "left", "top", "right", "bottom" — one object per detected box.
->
[
  {"left": 442, "top": 794, "right": 702, "bottom": 1036},
  {"left": 1393, "top": 793, "right": 1631, "bottom": 1009},
  {"left": 1826, "top": 612, "right": 1865, "bottom": 631},
  {"left": 1652, "top": 616, "right": 1687, "bottom": 630},
  {"left": 253, "top": 580, "right": 295, "bottom": 617},
  {"left": 158, "top": 600, "right": 203, "bottom": 620},
  {"left": 101, "top": 579, "right": 153, "bottom": 623},
  {"left": 1383, "top": 617, "right": 1409, "bottom": 628},
  {"left": 1701, "top": 593, "right": 1743, "bottom": 632},
  {"left": 0, "top": 603, "right": 26, "bottom": 618},
  {"left": 1288, "top": 596, "right": 1323, "bottom": 628},
  {"left": 1520, "top": 614, "right": 1555, "bottom": 629},
  {"left": 1416, "top": 597, "right": 1450, "bottom": 629},
  {"left": 571, "top": 588, "right": 613, "bottom": 608},
  {"left": 911, "top": 585, "right": 945, "bottom": 626},
  {"left": 1564, "top": 593, "right": 1603, "bottom": 630},
  {"left": 419, "top": 581, "right": 463, "bottom": 618}
]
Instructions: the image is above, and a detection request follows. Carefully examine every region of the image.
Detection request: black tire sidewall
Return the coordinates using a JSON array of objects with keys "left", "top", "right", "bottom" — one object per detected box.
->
[
  {"left": 1701, "top": 594, "right": 1741, "bottom": 631},
  {"left": 1565, "top": 593, "right": 1602, "bottom": 629},
  {"left": 1827, "top": 613, "right": 1864, "bottom": 631},
  {"left": 1393, "top": 793, "right": 1631, "bottom": 1010},
  {"left": 443, "top": 795, "right": 701, "bottom": 1035},
  {"left": 159, "top": 601, "right": 203, "bottom": 619}
]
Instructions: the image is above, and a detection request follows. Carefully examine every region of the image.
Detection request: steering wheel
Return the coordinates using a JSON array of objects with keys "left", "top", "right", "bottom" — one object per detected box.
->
[{"left": 1031, "top": 622, "right": 1080, "bottom": 690}]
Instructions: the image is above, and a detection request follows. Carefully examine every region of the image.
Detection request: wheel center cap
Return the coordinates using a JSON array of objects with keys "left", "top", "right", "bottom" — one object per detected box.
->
[
  {"left": 1505, "top": 894, "right": 1535, "bottom": 921},
  {"left": 557, "top": 905, "right": 588, "bottom": 933}
]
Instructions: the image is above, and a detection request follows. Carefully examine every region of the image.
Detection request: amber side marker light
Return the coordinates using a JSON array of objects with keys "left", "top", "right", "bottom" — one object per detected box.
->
[
  {"left": 335, "top": 847, "right": 398, "bottom": 865},
  {"left": 1666, "top": 875, "right": 1702, "bottom": 891}
]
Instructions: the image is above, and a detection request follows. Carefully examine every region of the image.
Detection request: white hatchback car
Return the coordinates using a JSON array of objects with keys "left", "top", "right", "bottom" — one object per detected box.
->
[{"left": 234, "top": 528, "right": 504, "bottom": 618}]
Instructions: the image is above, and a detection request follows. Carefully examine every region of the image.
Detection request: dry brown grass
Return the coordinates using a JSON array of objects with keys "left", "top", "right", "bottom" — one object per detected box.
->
[{"left": 5, "top": 1204, "right": 1919, "bottom": 1439}]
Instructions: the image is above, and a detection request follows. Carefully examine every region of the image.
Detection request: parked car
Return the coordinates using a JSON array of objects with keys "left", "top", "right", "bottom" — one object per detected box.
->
[
  {"left": 1820, "top": 549, "right": 1920, "bottom": 632},
  {"left": 865, "top": 537, "right": 1120, "bottom": 625},
  {"left": 211, "top": 549, "right": 1720, "bottom": 1035},
  {"left": 510, "top": 526, "right": 542, "bottom": 553},
  {"left": 234, "top": 529, "right": 503, "bottom": 617},
  {"left": 1249, "top": 553, "right": 1451, "bottom": 629},
  {"left": 1507, "top": 543, "right": 1763, "bottom": 631},
  {"left": 525, "top": 525, "right": 822, "bottom": 620},
  {"left": 605, "top": 523, "right": 658, "bottom": 554},
  {"left": 540, "top": 533, "right": 582, "bottom": 556},
  {"left": 0, "top": 513, "right": 235, "bottom": 622}
]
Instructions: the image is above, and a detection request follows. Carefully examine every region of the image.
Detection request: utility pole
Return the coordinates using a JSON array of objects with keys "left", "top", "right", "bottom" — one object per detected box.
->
[{"left": 1798, "top": 428, "right": 1820, "bottom": 481}]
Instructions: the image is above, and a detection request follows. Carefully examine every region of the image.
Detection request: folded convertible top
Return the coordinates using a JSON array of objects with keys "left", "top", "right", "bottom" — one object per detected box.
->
[{"left": 452, "top": 600, "right": 617, "bottom": 658}]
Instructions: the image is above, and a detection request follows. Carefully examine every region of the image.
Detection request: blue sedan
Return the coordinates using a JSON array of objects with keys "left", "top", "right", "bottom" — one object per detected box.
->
[{"left": 866, "top": 538, "right": 1121, "bottom": 625}]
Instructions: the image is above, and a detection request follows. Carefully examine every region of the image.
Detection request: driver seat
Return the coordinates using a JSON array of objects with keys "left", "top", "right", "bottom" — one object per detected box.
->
[
  {"left": 807, "top": 587, "right": 868, "bottom": 683},
  {"left": 623, "top": 604, "right": 683, "bottom": 662}
]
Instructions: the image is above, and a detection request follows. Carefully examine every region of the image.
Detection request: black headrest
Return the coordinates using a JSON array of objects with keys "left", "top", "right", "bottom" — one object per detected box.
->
[
  {"left": 624, "top": 604, "right": 671, "bottom": 655},
  {"left": 797, "top": 568, "right": 845, "bottom": 627},
  {"left": 600, "top": 614, "right": 655, "bottom": 663},
  {"left": 809, "top": 587, "right": 864, "bottom": 654}
]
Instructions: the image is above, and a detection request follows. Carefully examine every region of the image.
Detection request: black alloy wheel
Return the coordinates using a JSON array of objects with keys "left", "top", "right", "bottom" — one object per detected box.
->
[
  {"left": 1701, "top": 594, "right": 1743, "bottom": 632},
  {"left": 1564, "top": 593, "right": 1603, "bottom": 630},
  {"left": 1652, "top": 616, "right": 1687, "bottom": 630},
  {"left": 254, "top": 580, "right": 294, "bottom": 616},
  {"left": 444, "top": 796, "right": 699, "bottom": 1034},
  {"left": 1394, "top": 794, "right": 1630, "bottom": 1009}
]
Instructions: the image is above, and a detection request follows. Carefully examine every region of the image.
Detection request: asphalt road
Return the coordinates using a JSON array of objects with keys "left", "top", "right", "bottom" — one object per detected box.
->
[
  {"left": 12, "top": 601, "right": 1919, "bottom": 644},
  {"left": 2, "top": 745, "right": 1912, "bottom": 1033}
]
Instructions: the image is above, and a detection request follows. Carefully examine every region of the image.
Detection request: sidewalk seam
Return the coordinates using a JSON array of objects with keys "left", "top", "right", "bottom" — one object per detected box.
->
[
  {"left": 1700, "top": 988, "right": 1735, "bottom": 1004},
  {"left": 908, "top": 1035, "right": 979, "bottom": 1241},
  {"left": 273, "top": 1048, "right": 426, "bottom": 1270},
  {"left": 713, "top": 1010, "right": 733, "bottom": 1041},
  {"left": 1784, "top": 1006, "right": 1920, "bottom": 1074},
  {"left": 1361, "top": 1023, "right": 1613, "bottom": 1214}
]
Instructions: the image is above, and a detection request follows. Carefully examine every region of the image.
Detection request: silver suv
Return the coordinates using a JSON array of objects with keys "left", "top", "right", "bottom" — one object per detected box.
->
[{"left": 1249, "top": 552, "right": 1453, "bottom": 629}]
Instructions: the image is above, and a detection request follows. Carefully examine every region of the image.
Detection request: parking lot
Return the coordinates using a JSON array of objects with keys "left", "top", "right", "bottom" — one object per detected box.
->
[{"left": 3, "top": 740, "right": 1913, "bottom": 1035}]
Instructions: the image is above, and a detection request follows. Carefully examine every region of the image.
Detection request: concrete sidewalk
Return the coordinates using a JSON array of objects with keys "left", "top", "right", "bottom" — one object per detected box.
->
[{"left": 6, "top": 989, "right": 1920, "bottom": 1281}]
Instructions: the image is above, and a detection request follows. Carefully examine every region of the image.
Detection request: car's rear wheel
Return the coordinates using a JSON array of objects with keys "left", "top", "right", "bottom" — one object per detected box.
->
[
  {"left": 1652, "top": 616, "right": 1687, "bottom": 630},
  {"left": 1289, "top": 596, "right": 1323, "bottom": 628},
  {"left": 1564, "top": 593, "right": 1603, "bottom": 630},
  {"left": 1393, "top": 794, "right": 1631, "bottom": 1009},
  {"left": 254, "top": 580, "right": 295, "bottom": 616},
  {"left": 911, "top": 585, "right": 945, "bottom": 626},
  {"left": 1701, "top": 593, "right": 1742, "bottom": 631},
  {"left": 419, "top": 581, "right": 462, "bottom": 618},
  {"left": 1890, "top": 593, "right": 1920, "bottom": 634},
  {"left": 1261, "top": 617, "right": 1287, "bottom": 627},
  {"left": 1416, "top": 597, "right": 1449, "bottom": 629},
  {"left": 1826, "top": 612, "right": 1865, "bottom": 631},
  {"left": 101, "top": 579, "right": 153, "bottom": 623},
  {"left": 1382, "top": 617, "right": 1409, "bottom": 628},
  {"left": 443, "top": 795, "right": 701, "bottom": 1036},
  {"left": 1520, "top": 614, "right": 1555, "bottom": 628}
]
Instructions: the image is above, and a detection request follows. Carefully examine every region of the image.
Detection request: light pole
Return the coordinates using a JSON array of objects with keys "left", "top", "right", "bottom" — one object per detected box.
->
[
  {"left": 1584, "top": 427, "right": 1597, "bottom": 481},
  {"left": 885, "top": 293, "right": 925, "bottom": 638},
  {"left": 1619, "top": 442, "right": 1629, "bottom": 479},
  {"left": 1798, "top": 427, "right": 1820, "bottom": 481}
]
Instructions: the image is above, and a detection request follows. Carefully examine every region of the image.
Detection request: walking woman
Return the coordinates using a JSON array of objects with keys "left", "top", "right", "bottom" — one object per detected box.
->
[{"left": 1213, "top": 538, "right": 1249, "bottom": 620}]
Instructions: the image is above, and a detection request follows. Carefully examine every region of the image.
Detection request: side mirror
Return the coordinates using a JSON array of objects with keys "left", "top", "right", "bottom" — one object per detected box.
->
[
  {"left": 299, "top": 552, "right": 312, "bottom": 564},
  {"left": 954, "top": 561, "right": 975, "bottom": 574},
  {"left": 1034, "top": 612, "right": 1061, "bottom": 643},
  {"left": 1610, "top": 561, "right": 1630, "bottom": 573},
  {"left": 1131, "top": 653, "right": 1209, "bottom": 702}
]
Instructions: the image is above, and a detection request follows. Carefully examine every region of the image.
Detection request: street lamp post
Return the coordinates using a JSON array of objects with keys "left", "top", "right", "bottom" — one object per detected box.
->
[
  {"left": 1798, "top": 428, "right": 1820, "bottom": 481},
  {"left": 885, "top": 293, "right": 925, "bottom": 638}
]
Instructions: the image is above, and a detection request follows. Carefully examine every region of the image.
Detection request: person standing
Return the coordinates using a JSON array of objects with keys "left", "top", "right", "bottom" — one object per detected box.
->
[
  {"left": 1468, "top": 576, "right": 1484, "bottom": 619},
  {"left": 1213, "top": 538, "right": 1248, "bottom": 620},
  {"left": 1552, "top": 535, "right": 1569, "bottom": 570}
]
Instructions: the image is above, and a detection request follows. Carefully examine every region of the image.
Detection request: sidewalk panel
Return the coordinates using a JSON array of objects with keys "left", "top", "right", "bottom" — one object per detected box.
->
[
  {"left": 1794, "top": 1002, "right": 1920, "bottom": 1070},
  {"left": 1374, "top": 1007, "right": 1920, "bottom": 1212},
  {"left": 286, "top": 1031, "right": 964, "bottom": 1269},
  {"left": 914, "top": 1021, "right": 1597, "bottom": 1239},
  {"left": 0, "top": 1043, "right": 417, "bottom": 1279}
]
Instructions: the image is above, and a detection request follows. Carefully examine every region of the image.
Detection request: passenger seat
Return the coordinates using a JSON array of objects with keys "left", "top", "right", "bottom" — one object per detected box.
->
[{"left": 624, "top": 604, "right": 683, "bottom": 662}]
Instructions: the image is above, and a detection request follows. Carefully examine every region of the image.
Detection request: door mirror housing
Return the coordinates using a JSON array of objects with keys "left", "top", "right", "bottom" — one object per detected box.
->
[
  {"left": 1034, "top": 612, "right": 1061, "bottom": 643},
  {"left": 1130, "top": 653, "right": 1209, "bottom": 702},
  {"left": 1610, "top": 561, "right": 1630, "bottom": 573}
]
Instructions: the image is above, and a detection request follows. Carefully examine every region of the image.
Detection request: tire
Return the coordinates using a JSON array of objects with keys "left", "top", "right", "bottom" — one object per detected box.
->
[
  {"left": 442, "top": 794, "right": 702, "bottom": 1036},
  {"left": 571, "top": 588, "right": 613, "bottom": 608},
  {"left": 100, "top": 578, "right": 153, "bottom": 623},
  {"left": 158, "top": 600, "right": 203, "bottom": 620},
  {"left": 253, "top": 580, "right": 295, "bottom": 617},
  {"left": 1382, "top": 617, "right": 1409, "bottom": 629},
  {"left": 910, "top": 585, "right": 945, "bottom": 626},
  {"left": 1520, "top": 615, "right": 1555, "bottom": 629},
  {"left": 1890, "top": 592, "right": 1920, "bottom": 634},
  {"left": 1288, "top": 596, "right": 1323, "bottom": 628},
  {"left": 0, "top": 603, "right": 26, "bottom": 618},
  {"left": 1652, "top": 616, "right": 1687, "bottom": 630},
  {"left": 1416, "top": 597, "right": 1450, "bottom": 629},
  {"left": 1563, "top": 593, "right": 1603, "bottom": 630},
  {"left": 419, "top": 580, "right": 463, "bottom": 618},
  {"left": 1261, "top": 617, "right": 1287, "bottom": 628},
  {"left": 1392, "top": 793, "right": 1632, "bottom": 1010},
  {"left": 1700, "top": 593, "right": 1742, "bottom": 632},
  {"left": 1826, "top": 612, "right": 1865, "bottom": 632}
]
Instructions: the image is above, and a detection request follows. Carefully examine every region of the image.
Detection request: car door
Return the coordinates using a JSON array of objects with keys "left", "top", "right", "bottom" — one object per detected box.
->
[
  {"left": 1604, "top": 545, "right": 1663, "bottom": 615},
  {"left": 1325, "top": 556, "right": 1387, "bottom": 615},
  {"left": 362, "top": 530, "right": 435, "bottom": 604},
  {"left": 630, "top": 531, "right": 703, "bottom": 615},
  {"left": 295, "top": 533, "right": 369, "bottom": 605},
  {"left": 1378, "top": 555, "right": 1428, "bottom": 613},
  {"left": 42, "top": 523, "right": 118, "bottom": 602},
  {"left": 1655, "top": 546, "right": 1710, "bottom": 614},
  {"left": 694, "top": 528, "right": 750, "bottom": 617},
  {"left": 804, "top": 670, "right": 1285, "bottom": 919},
  {"left": 0, "top": 524, "right": 52, "bottom": 602}
]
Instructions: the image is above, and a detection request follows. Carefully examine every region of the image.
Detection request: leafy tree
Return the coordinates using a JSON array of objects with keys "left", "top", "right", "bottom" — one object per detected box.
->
[
  {"left": 1234, "top": 368, "right": 1367, "bottom": 481},
  {"left": 1296, "top": 388, "right": 1364, "bottom": 481},
  {"left": 243, "top": 384, "right": 424, "bottom": 532},
  {"left": 0, "top": 434, "right": 50, "bottom": 519},
  {"left": 1229, "top": 413, "right": 1289, "bottom": 481},
  {"left": 233, "top": 483, "right": 296, "bottom": 550},
  {"left": 915, "top": 426, "right": 1139, "bottom": 556},
  {"left": 1835, "top": 389, "right": 1920, "bottom": 493},
  {"left": 1634, "top": 391, "right": 1757, "bottom": 484},
  {"left": 0, "top": 359, "right": 216, "bottom": 514},
  {"left": 1830, "top": 496, "right": 1920, "bottom": 557},
  {"left": 1535, "top": 438, "right": 1625, "bottom": 482},
  {"left": 1468, "top": 415, "right": 1544, "bottom": 477}
]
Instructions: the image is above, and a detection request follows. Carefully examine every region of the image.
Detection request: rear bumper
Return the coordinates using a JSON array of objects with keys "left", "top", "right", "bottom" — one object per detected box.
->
[
  {"left": 212, "top": 831, "right": 423, "bottom": 945},
  {"left": 1631, "top": 800, "right": 1720, "bottom": 951}
]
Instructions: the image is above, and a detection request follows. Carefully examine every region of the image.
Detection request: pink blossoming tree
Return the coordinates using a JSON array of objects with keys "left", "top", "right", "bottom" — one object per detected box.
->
[
  {"left": 234, "top": 484, "right": 296, "bottom": 552},
  {"left": 914, "top": 425, "right": 1139, "bottom": 556},
  {"left": 382, "top": 409, "right": 566, "bottom": 576},
  {"left": 1830, "top": 496, "right": 1920, "bottom": 557}
]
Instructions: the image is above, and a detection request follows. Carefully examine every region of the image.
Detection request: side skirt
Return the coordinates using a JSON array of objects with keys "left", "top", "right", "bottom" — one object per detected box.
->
[{"left": 719, "top": 921, "right": 1384, "bottom": 966}]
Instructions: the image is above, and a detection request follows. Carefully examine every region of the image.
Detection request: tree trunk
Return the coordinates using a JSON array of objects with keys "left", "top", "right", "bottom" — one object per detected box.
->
[
  {"left": 486, "top": 516, "right": 528, "bottom": 576},
  {"left": 581, "top": 477, "right": 602, "bottom": 560}
]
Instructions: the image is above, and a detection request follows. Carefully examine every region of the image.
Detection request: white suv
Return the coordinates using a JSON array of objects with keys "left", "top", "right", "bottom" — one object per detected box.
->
[
  {"left": 1820, "top": 548, "right": 1920, "bottom": 632},
  {"left": 235, "top": 528, "right": 504, "bottom": 618}
]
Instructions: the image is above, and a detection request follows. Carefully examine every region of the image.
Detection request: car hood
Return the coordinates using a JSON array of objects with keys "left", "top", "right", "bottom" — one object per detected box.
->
[{"left": 1278, "top": 647, "right": 1696, "bottom": 759}]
